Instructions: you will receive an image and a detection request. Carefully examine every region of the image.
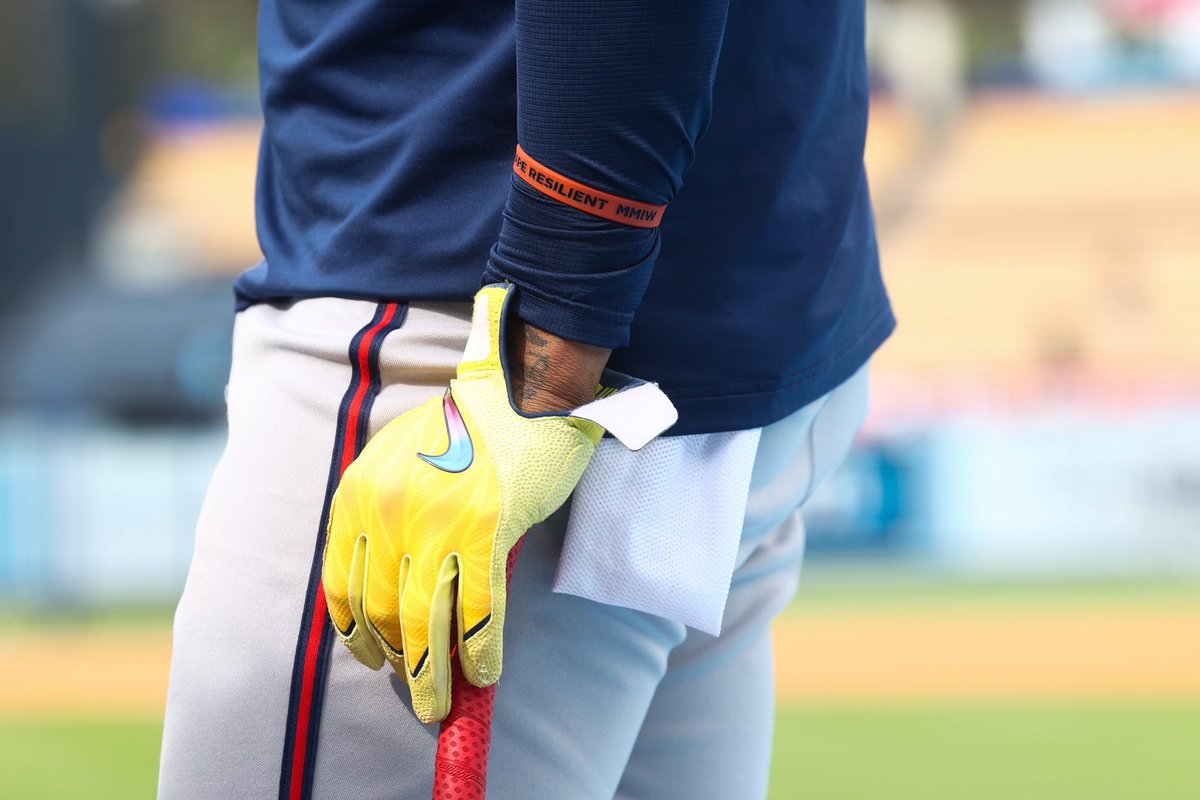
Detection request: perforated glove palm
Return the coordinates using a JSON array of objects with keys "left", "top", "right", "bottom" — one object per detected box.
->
[{"left": 322, "top": 285, "right": 609, "bottom": 723}]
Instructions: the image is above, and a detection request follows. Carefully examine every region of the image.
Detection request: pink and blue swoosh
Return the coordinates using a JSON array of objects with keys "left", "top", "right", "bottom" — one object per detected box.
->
[{"left": 419, "top": 393, "right": 474, "bottom": 473}]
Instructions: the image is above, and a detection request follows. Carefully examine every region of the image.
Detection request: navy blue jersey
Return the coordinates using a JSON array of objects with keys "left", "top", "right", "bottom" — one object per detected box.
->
[{"left": 238, "top": 0, "right": 894, "bottom": 435}]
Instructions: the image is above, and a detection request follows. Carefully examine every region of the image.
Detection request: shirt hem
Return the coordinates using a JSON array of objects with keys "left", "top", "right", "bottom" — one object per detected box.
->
[{"left": 658, "top": 305, "right": 896, "bottom": 436}]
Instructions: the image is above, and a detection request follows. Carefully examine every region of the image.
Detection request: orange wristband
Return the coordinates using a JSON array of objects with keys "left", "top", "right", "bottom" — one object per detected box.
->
[{"left": 512, "top": 145, "right": 667, "bottom": 229}]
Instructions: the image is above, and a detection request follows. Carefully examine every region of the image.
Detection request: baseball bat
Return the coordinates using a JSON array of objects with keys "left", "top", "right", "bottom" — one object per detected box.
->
[{"left": 432, "top": 539, "right": 525, "bottom": 799}]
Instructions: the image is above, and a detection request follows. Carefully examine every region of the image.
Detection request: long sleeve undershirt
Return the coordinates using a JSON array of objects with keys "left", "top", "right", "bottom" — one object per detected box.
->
[{"left": 483, "top": 0, "right": 731, "bottom": 348}]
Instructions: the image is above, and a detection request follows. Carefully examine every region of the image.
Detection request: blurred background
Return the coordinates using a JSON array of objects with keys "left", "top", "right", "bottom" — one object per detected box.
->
[{"left": 1, "top": 0, "right": 1198, "bottom": 797}]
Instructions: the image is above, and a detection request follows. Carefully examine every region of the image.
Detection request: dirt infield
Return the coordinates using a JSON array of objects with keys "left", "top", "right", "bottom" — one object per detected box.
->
[
  {"left": 2, "top": 627, "right": 173, "bottom": 717},
  {"left": 773, "top": 605, "right": 1200, "bottom": 704},
  {"left": 5, "top": 601, "right": 1199, "bottom": 717}
]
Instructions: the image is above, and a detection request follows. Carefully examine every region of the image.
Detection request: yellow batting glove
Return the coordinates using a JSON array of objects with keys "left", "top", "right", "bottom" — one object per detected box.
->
[{"left": 321, "top": 284, "right": 674, "bottom": 723}]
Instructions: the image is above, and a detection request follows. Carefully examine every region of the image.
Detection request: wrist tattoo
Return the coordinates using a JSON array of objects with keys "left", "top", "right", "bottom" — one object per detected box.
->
[{"left": 519, "top": 328, "right": 554, "bottom": 406}]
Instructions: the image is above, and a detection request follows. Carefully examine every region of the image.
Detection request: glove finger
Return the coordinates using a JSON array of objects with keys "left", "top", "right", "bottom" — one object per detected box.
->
[
  {"left": 342, "top": 533, "right": 386, "bottom": 670},
  {"left": 360, "top": 551, "right": 407, "bottom": 675},
  {"left": 401, "top": 554, "right": 459, "bottom": 724},
  {"left": 458, "top": 542, "right": 515, "bottom": 689},
  {"left": 323, "top": 495, "right": 385, "bottom": 670},
  {"left": 322, "top": 491, "right": 358, "bottom": 635}
]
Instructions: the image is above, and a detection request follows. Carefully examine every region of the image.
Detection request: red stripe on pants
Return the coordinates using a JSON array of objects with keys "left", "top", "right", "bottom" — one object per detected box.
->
[{"left": 288, "top": 302, "right": 401, "bottom": 800}]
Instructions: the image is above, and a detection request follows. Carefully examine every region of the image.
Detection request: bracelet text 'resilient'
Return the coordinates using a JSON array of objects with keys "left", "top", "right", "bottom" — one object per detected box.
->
[{"left": 512, "top": 145, "right": 667, "bottom": 229}]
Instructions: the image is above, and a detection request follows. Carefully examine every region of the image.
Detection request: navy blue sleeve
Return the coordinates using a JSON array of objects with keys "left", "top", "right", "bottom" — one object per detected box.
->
[{"left": 483, "top": 0, "right": 730, "bottom": 348}]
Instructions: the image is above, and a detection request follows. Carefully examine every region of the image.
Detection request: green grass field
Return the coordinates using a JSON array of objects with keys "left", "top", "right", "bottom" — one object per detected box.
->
[
  {"left": 0, "top": 718, "right": 162, "bottom": 798},
  {"left": 770, "top": 704, "right": 1200, "bottom": 800},
  {"left": 1, "top": 704, "right": 1197, "bottom": 799}
]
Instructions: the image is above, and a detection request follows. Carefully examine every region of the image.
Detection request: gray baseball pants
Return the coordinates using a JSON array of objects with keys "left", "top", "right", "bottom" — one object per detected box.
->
[{"left": 157, "top": 297, "right": 868, "bottom": 800}]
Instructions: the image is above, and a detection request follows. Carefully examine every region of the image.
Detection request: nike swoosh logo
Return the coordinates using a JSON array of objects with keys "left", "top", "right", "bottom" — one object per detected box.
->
[{"left": 418, "top": 393, "right": 474, "bottom": 473}]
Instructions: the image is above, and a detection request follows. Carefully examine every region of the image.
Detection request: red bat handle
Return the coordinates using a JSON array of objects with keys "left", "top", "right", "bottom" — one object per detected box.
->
[
  {"left": 433, "top": 540, "right": 525, "bottom": 799},
  {"left": 433, "top": 667, "right": 496, "bottom": 798}
]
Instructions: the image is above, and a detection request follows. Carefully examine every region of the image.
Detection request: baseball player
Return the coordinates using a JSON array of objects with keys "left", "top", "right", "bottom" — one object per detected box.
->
[{"left": 158, "top": 1, "right": 893, "bottom": 799}]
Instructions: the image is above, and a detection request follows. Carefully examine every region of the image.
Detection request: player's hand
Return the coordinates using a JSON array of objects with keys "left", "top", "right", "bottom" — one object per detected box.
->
[{"left": 321, "top": 284, "right": 610, "bottom": 723}]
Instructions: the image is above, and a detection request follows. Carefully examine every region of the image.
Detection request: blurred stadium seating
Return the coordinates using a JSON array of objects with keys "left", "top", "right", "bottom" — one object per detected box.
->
[
  {"left": 4, "top": 89, "right": 1198, "bottom": 603},
  {"left": 870, "top": 93, "right": 1200, "bottom": 396}
]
